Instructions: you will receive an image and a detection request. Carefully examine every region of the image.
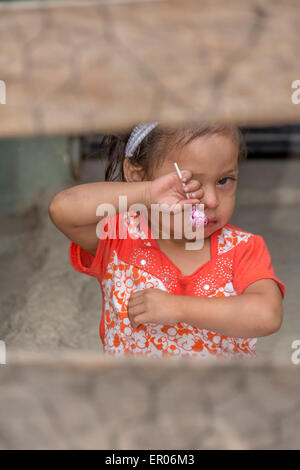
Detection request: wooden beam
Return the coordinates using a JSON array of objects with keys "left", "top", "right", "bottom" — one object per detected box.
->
[{"left": 0, "top": 0, "right": 299, "bottom": 137}]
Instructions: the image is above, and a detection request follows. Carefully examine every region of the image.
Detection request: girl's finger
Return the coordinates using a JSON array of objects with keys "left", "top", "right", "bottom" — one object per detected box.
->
[
  {"left": 180, "top": 169, "right": 193, "bottom": 182},
  {"left": 128, "top": 296, "right": 145, "bottom": 308},
  {"left": 131, "top": 314, "right": 148, "bottom": 329},
  {"left": 183, "top": 179, "right": 201, "bottom": 193},
  {"left": 128, "top": 291, "right": 144, "bottom": 303},
  {"left": 130, "top": 290, "right": 144, "bottom": 297},
  {"left": 128, "top": 303, "right": 145, "bottom": 318},
  {"left": 189, "top": 188, "right": 204, "bottom": 200}
]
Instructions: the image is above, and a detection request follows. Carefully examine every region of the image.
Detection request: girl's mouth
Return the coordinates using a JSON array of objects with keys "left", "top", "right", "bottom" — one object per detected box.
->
[{"left": 206, "top": 218, "right": 218, "bottom": 225}]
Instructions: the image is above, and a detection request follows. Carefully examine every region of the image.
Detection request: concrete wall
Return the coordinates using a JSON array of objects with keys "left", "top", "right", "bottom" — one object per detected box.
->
[
  {"left": 0, "top": 0, "right": 300, "bottom": 139},
  {"left": 0, "top": 136, "right": 72, "bottom": 213},
  {"left": 0, "top": 352, "right": 299, "bottom": 450}
]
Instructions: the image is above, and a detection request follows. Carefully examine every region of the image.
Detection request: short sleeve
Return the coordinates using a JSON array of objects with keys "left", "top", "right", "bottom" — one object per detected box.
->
[
  {"left": 233, "top": 234, "right": 286, "bottom": 299},
  {"left": 69, "top": 241, "right": 99, "bottom": 278},
  {"left": 69, "top": 212, "right": 121, "bottom": 280}
]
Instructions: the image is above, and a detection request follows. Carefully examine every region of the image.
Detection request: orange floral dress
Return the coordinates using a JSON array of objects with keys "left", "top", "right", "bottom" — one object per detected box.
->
[{"left": 70, "top": 210, "right": 286, "bottom": 359}]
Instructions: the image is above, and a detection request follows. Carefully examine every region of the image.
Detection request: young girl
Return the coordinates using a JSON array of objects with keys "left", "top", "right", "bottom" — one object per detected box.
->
[{"left": 49, "top": 123, "right": 286, "bottom": 359}]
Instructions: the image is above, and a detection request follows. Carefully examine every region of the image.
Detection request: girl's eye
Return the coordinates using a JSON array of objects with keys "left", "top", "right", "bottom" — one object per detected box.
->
[{"left": 218, "top": 177, "right": 236, "bottom": 186}]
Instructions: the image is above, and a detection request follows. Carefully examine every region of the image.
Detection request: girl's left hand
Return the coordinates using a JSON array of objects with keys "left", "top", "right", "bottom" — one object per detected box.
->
[{"left": 127, "top": 288, "right": 181, "bottom": 329}]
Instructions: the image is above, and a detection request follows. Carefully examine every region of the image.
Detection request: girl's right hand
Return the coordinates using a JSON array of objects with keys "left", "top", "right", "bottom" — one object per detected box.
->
[{"left": 147, "top": 169, "right": 204, "bottom": 209}]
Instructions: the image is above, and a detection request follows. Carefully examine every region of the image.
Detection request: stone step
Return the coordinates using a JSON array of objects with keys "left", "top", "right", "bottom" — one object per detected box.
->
[
  {"left": 0, "top": 0, "right": 300, "bottom": 138},
  {"left": 0, "top": 351, "right": 299, "bottom": 450}
]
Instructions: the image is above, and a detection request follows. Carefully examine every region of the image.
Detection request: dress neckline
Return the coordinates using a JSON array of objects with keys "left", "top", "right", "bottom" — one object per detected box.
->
[{"left": 139, "top": 210, "right": 220, "bottom": 279}]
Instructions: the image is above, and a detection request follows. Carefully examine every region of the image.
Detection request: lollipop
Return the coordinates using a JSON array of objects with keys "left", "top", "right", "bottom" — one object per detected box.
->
[
  {"left": 173, "top": 163, "right": 208, "bottom": 227},
  {"left": 191, "top": 205, "right": 208, "bottom": 227}
]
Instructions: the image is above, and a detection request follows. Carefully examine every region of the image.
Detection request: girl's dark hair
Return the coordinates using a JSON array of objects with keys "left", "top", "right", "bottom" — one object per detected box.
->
[{"left": 100, "top": 123, "right": 247, "bottom": 182}]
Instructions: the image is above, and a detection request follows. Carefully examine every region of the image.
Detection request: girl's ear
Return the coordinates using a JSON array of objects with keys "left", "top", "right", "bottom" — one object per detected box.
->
[{"left": 123, "top": 157, "right": 147, "bottom": 182}]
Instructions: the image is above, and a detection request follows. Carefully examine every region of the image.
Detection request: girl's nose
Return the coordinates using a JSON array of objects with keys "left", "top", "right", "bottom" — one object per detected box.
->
[{"left": 201, "top": 187, "right": 219, "bottom": 209}]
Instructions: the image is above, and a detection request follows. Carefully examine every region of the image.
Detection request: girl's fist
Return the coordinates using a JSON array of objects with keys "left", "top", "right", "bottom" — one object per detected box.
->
[
  {"left": 146, "top": 169, "right": 203, "bottom": 209},
  {"left": 127, "top": 288, "right": 181, "bottom": 329}
]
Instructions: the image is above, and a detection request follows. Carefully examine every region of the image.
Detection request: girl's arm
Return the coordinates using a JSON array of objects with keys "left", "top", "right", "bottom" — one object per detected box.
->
[
  {"left": 49, "top": 169, "right": 202, "bottom": 257},
  {"left": 48, "top": 181, "right": 150, "bottom": 256},
  {"left": 177, "top": 278, "right": 283, "bottom": 338},
  {"left": 128, "top": 279, "right": 283, "bottom": 338}
]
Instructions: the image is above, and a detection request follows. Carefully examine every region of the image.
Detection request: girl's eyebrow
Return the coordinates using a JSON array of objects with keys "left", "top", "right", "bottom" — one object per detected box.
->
[
  {"left": 222, "top": 168, "right": 239, "bottom": 174},
  {"left": 193, "top": 168, "right": 238, "bottom": 176}
]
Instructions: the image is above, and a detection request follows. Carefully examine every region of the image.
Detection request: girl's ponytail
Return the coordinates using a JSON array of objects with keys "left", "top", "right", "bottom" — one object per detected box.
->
[
  {"left": 100, "top": 125, "right": 161, "bottom": 182},
  {"left": 101, "top": 131, "right": 131, "bottom": 182}
]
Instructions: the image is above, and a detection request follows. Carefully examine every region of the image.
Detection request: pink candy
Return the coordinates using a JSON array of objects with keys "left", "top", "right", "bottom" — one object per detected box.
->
[{"left": 190, "top": 205, "right": 208, "bottom": 227}]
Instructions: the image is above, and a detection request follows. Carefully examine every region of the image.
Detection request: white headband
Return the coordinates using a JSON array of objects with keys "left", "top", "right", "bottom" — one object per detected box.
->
[{"left": 125, "top": 122, "right": 158, "bottom": 158}]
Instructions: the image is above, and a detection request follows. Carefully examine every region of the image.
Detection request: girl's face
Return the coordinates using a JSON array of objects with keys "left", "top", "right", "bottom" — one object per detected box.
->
[{"left": 150, "top": 133, "right": 239, "bottom": 239}]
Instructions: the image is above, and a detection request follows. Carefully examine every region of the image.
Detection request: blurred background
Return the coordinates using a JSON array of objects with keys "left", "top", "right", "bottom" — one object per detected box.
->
[{"left": 0, "top": 0, "right": 299, "bottom": 451}]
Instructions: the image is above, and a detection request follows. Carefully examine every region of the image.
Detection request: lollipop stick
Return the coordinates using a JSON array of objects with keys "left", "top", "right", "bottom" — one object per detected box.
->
[{"left": 174, "top": 162, "right": 190, "bottom": 199}]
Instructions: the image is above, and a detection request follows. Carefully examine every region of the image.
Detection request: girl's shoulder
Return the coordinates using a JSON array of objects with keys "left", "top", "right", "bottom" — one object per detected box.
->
[
  {"left": 216, "top": 222, "right": 261, "bottom": 255},
  {"left": 222, "top": 224, "right": 286, "bottom": 299}
]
